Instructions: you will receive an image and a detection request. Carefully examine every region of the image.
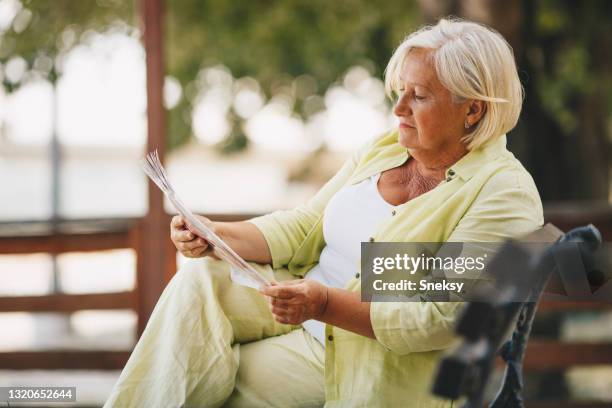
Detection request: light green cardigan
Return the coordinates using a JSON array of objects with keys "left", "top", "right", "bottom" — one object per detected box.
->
[{"left": 249, "top": 130, "right": 543, "bottom": 407}]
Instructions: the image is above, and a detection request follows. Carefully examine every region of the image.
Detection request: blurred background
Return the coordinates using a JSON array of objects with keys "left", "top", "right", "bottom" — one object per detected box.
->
[{"left": 0, "top": 0, "right": 610, "bottom": 406}]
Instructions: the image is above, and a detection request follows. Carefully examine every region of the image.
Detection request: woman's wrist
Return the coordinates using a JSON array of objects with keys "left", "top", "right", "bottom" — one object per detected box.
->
[
  {"left": 317, "top": 287, "right": 375, "bottom": 339},
  {"left": 317, "top": 285, "right": 329, "bottom": 319},
  {"left": 210, "top": 221, "right": 225, "bottom": 239}
]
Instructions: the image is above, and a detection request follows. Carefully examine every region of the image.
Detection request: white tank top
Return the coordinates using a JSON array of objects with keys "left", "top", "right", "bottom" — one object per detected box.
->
[{"left": 303, "top": 172, "right": 394, "bottom": 345}]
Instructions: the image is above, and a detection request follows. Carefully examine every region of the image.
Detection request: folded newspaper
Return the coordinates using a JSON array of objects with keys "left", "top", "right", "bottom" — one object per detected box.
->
[{"left": 141, "top": 150, "right": 271, "bottom": 289}]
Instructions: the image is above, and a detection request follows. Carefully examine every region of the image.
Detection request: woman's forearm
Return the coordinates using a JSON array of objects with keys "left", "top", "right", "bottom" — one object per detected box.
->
[
  {"left": 214, "top": 221, "right": 272, "bottom": 264},
  {"left": 320, "top": 287, "right": 375, "bottom": 339}
]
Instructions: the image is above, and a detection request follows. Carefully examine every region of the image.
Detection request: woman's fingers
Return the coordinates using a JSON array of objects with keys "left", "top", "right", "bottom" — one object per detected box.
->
[
  {"left": 178, "top": 240, "right": 209, "bottom": 258},
  {"left": 177, "top": 230, "right": 195, "bottom": 242},
  {"left": 169, "top": 214, "right": 220, "bottom": 259},
  {"left": 271, "top": 304, "right": 305, "bottom": 325},
  {"left": 181, "top": 239, "right": 213, "bottom": 257},
  {"left": 171, "top": 215, "right": 184, "bottom": 229},
  {"left": 260, "top": 283, "right": 302, "bottom": 299},
  {"left": 270, "top": 296, "right": 304, "bottom": 308},
  {"left": 271, "top": 303, "right": 291, "bottom": 314},
  {"left": 171, "top": 221, "right": 206, "bottom": 254},
  {"left": 183, "top": 246, "right": 207, "bottom": 258},
  {"left": 179, "top": 237, "right": 207, "bottom": 250},
  {"left": 262, "top": 281, "right": 311, "bottom": 324},
  {"left": 170, "top": 216, "right": 193, "bottom": 242},
  {"left": 261, "top": 280, "right": 328, "bottom": 324}
]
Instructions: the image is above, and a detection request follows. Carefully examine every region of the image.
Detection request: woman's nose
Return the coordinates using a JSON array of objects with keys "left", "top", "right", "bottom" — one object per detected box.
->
[{"left": 393, "top": 95, "right": 410, "bottom": 117}]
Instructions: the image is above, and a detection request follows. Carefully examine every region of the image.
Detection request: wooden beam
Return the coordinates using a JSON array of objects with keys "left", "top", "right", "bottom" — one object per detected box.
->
[
  {"left": 524, "top": 341, "right": 612, "bottom": 370},
  {"left": 0, "top": 231, "right": 133, "bottom": 255},
  {"left": 0, "top": 218, "right": 138, "bottom": 255},
  {"left": 138, "top": 0, "right": 168, "bottom": 335},
  {"left": 544, "top": 202, "right": 612, "bottom": 240},
  {"left": 0, "top": 351, "right": 130, "bottom": 370},
  {"left": 538, "top": 300, "right": 612, "bottom": 312},
  {"left": 164, "top": 237, "right": 178, "bottom": 284},
  {"left": 0, "top": 218, "right": 138, "bottom": 236},
  {"left": 0, "top": 292, "right": 135, "bottom": 313}
]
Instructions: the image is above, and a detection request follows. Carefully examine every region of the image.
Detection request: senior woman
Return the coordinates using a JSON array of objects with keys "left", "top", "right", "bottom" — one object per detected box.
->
[{"left": 105, "top": 18, "right": 543, "bottom": 407}]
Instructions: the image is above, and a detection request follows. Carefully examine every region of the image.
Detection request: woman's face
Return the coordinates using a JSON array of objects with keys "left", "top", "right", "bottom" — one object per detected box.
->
[{"left": 393, "top": 48, "right": 469, "bottom": 155}]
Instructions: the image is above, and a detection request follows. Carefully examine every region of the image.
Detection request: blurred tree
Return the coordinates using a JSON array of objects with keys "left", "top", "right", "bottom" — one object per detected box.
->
[
  {"left": 0, "top": 0, "right": 136, "bottom": 87},
  {"left": 164, "top": 0, "right": 421, "bottom": 150},
  {"left": 1, "top": 0, "right": 609, "bottom": 200},
  {"left": 1, "top": 0, "right": 421, "bottom": 151}
]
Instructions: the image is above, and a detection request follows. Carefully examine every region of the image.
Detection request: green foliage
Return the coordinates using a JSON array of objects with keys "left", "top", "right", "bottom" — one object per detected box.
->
[
  {"left": 534, "top": 0, "right": 612, "bottom": 135},
  {"left": 3, "top": 0, "right": 609, "bottom": 157},
  {"left": 1, "top": 0, "right": 420, "bottom": 150},
  {"left": 167, "top": 0, "right": 417, "bottom": 87},
  {"left": 216, "top": 112, "right": 249, "bottom": 155},
  {"left": 0, "top": 0, "right": 136, "bottom": 88},
  {"left": 164, "top": 0, "right": 421, "bottom": 148}
]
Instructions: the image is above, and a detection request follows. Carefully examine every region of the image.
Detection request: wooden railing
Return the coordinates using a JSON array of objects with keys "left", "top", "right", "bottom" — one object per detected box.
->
[
  {"left": 0, "top": 214, "right": 256, "bottom": 370},
  {"left": 0, "top": 218, "right": 140, "bottom": 370}
]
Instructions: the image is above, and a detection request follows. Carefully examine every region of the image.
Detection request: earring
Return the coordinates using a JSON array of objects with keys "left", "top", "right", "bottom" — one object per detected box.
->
[{"left": 464, "top": 121, "right": 470, "bottom": 129}]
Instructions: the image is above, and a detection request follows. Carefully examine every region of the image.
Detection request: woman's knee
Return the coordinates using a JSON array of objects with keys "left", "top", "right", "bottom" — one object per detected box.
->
[
  {"left": 151, "top": 258, "right": 231, "bottom": 315},
  {"left": 173, "top": 258, "right": 230, "bottom": 290},
  {"left": 168, "top": 258, "right": 287, "bottom": 342}
]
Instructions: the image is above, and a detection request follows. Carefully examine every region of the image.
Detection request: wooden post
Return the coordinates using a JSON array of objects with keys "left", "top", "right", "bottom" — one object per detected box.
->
[{"left": 137, "top": 0, "right": 168, "bottom": 335}]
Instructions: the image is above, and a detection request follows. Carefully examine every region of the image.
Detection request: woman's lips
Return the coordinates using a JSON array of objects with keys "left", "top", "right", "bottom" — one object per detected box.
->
[{"left": 399, "top": 123, "right": 415, "bottom": 129}]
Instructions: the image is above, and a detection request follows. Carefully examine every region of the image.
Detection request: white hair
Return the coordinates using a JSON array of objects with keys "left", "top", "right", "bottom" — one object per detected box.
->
[{"left": 385, "top": 17, "right": 523, "bottom": 150}]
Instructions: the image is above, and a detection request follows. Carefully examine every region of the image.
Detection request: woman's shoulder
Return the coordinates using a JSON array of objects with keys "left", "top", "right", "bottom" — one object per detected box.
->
[
  {"left": 452, "top": 153, "right": 544, "bottom": 240},
  {"left": 489, "top": 153, "right": 540, "bottom": 196},
  {"left": 466, "top": 136, "right": 539, "bottom": 197},
  {"left": 476, "top": 153, "right": 544, "bottom": 222}
]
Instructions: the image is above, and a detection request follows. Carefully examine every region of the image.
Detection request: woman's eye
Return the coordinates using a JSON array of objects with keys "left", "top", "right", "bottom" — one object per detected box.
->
[{"left": 414, "top": 94, "right": 426, "bottom": 101}]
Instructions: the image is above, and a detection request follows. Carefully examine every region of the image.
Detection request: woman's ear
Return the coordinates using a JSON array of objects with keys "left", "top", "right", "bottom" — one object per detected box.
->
[{"left": 466, "top": 100, "right": 486, "bottom": 127}]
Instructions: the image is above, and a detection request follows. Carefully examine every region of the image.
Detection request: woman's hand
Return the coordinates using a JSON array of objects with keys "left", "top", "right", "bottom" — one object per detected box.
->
[
  {"left": 260, "top": 280, "right": 329, "bottom": 325},
  {"left": 170, "top": 215, "right": 219, "bottom": 259}
]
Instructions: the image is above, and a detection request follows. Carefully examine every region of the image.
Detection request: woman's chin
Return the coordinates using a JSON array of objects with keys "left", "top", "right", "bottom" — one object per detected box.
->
[{"left": 398, "top": 130, "right": 419, "bottom": 149}]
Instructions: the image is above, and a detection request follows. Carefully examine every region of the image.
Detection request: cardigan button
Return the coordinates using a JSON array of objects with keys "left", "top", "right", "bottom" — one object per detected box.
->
[
  {"left": 328, "top": 335, "right": 334, "bottom": 341},
  {"left": 355, "top": 273, "right": 360, "bottom": 279},
  {"left": 391, "top": 209, "right": 396, "bottom": 216},
  {"left": 448, "top": 169, "right": 456, "bottom": 176},
  {"left": 369, "top": 237, "right": 375, "bottom": 242}
]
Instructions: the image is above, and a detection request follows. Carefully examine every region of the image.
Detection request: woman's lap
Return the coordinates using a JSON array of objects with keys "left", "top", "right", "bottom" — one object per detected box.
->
[
  {"left": 180, "top": 257, "right": 325, "bottom": 406},
  {"left": 189, "top": 257, "right": 291, "bottom": 342},
  {"left": 105, "top": 257, "right": 324, "bottom": 407}
]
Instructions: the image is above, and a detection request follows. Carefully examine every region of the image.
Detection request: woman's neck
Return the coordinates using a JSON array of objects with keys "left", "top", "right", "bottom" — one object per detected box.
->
[{"left": 408, "top": 144, "right": 468, "bottom": 180}]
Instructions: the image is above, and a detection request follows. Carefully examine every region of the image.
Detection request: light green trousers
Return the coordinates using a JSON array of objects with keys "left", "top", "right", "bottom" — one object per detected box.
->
[{"left": 104, "top": 258, "right": 325, "bottom": 408}]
